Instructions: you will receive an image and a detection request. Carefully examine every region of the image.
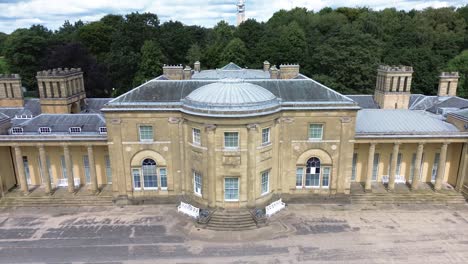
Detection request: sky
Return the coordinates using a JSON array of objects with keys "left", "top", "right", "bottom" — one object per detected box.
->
[{"left": 0, "top": 0, "right": 466, "bottom": 34}]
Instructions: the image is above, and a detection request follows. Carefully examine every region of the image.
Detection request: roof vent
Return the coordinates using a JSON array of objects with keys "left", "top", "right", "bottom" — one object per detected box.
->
[{"left": 99, "top": 127, "right": 107, "bottom": 134}]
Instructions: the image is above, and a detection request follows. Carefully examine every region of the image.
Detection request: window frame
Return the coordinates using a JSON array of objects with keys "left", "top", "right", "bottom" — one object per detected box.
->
[
  {"left": 261, "top": 127, "right": 271, "bottom": 145},
  {"left": 192, "top": 128, "right": 201, "bottom": 145},
  {"left": 224, "top": 131, "right": 239, "bottom": 149},
  {"left": 308, "top": 123, "right": 324, "bottom": 141},
  {"left": 139, "top": 125, "right": 154, "bottom": 142},
  {"left": 69, "top": 127, "right": 82, "bottom": 134},
  {"left": 99, "top": 127, "right": 107, "bottom": 134},
  {"left": 11, "top": 127, "right": 23, "bottom": 134},
  {"left": 224, "top": 177, "right": 239, "bottom": 201},
  {"left": 261, "top": 170, "right": 270, "bottom": 195},
  {"left": 296, "top": 157, "right": 331, "bottom": 189},
  {"left": 193, "top": 171, "right": 202, "bottom": 196},
  {"left": 159, "top": 168, "right": 167, "bottom": 190},
  {"left": 132, "top": 168, "right": 142, "bottom": 190},
  {"left": 141, "top": 158, "right": 158, "bottom": 190},
  {"left": 39, "top": 127, "right": 52, "bottom": 134}
]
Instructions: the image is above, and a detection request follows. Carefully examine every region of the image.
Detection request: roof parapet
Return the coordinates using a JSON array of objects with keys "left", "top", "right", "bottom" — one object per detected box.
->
[
  {"left": 378, "top": 65, "right": 413, "bottom": 72},
  {"left": 440, "top": 72, "right": 459, "bottom": 78},
  {"left": 36, "top": 68, "right": 83, "bottom": 77},
  {"left": 0, "top": 74, "right": 21, "bottom": 80}
]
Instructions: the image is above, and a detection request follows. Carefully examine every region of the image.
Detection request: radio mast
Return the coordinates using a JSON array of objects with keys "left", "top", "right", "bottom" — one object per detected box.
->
[{"left": 236, "top": 0, "right": 246, "bottom": 26}]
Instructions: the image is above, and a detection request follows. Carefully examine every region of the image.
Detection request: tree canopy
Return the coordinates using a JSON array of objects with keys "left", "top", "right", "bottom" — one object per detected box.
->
[{"left": 0, "top": 6, "right": 467, "bottom": 98}]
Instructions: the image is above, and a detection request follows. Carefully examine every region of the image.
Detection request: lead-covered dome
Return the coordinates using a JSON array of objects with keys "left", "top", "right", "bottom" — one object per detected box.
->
[{"left": 182, "top": 79, "right": 280, "bottom": 116}]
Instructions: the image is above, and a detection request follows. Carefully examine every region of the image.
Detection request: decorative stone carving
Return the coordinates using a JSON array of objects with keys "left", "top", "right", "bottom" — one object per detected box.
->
[
  {"left": 168, "top": 117, "right": 184, "bottom": 124},
  {"left": 340, "top": 117, "right": 352, "bottom": 123},
  {"left": 280, "top": 117, "right": 294, "bottom": 123},
  {"left": 204, "top": 124, "right": 217, "bottom": 132},
  {"left": 260, "top": 149, "right": 272, "bottom": 161},
  {"left": 246, "top": 123, "right": 259, "bottom": 131},
  {"left": 223, "top": 156, "right": 241, "bottom": 166}
]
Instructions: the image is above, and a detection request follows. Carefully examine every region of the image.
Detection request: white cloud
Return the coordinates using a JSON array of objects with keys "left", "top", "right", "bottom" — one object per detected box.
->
[{"left": 0, "top": 0, "right": 465, "bottom": 33}]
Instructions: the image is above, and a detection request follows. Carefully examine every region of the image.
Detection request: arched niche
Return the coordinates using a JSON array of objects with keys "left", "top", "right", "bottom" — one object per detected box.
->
[
  {"left": 296, "top": 148, "right": 333, "bottom": 165},
  {"left": 130, "top": 150, "right": 167, "bottom": 167}
]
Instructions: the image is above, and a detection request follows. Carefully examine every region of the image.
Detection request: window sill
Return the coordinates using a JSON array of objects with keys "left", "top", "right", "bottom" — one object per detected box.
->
[
  {"left": 160, "top": 187, "right": 168, "bottom": 191},
  {"left": 308, "top": 138, "right": 323, "bottom": 142},
  {"left": 224, "top": 199, "right": 239, "bottom": 202},
  {"left": 305, "top": 186, "right": 320, "bottom": 189},
  {"left": 223, "top": 147, "right": 240, "bottom": 151},
  {"left": 134, "top": 188, "right": 142, "bottom": 191},
  {"left": 261, "top": 191, "right": 270, "bottom": 196},
  {"left": 143, "top": 187, "right": 158, "bottom": 190},
  {"left": 194, "top": 192, "right": 202, "bottom": 197}
]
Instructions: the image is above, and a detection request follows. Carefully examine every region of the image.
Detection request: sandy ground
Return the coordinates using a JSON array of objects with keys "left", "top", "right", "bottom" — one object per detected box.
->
[{"left": 0, "top": 203, "right": 467, "bottom": 263}]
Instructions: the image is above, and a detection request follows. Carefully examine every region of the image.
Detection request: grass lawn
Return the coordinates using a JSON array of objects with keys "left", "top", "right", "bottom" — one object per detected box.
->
[{"left": 0, "top": 56, "right": 8, "bottom": 73}]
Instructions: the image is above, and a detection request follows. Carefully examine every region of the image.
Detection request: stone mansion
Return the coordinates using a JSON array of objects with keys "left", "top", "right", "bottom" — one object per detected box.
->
[{"left": 0, "top": 61, "right": 467, "bottom": 208}]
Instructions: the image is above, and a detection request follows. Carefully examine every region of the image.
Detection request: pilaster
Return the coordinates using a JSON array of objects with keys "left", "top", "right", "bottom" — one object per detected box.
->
[
  {"left": 365, "top": 143, "right": 376, "bottom": 191},
  {"left": 38, "top": 145, "right": 52, "bottom": 194},
  {"left": 412, "top": 143, "right": 424, "bottom": 190},
  {"left": 14, "top": 146, "right": 28, "bottom": 194},
  {"left": 434, "top": 143, "right": 449, "bottom": 191},
  {"left": 87, "top": 145, "right": 98, "bottom": 193},
  {"left": 205, "top": 124, "right": 217, "bottom": 207},
  {"left": 246, "top": 123, "right": 258, "bottom": 208},
  {"left": 388, "top": 142, "right": 400, "bottom": 190}
]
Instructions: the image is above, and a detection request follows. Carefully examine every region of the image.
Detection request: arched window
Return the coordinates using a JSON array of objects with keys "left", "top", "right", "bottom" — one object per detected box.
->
[
  {"left": 132, "top": 158, "right": 168, "bottom": 191},
  {"left": 296, "top": 157, "right": 331, "bottom": 189},
  {"left": 142, "top": 159, "right": 157, "bottom": 189}
]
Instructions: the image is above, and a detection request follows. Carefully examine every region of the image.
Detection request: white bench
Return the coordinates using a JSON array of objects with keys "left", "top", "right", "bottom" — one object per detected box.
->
[
  {"left": 56, "top": 178, "right": 81, "bottom": 187},
  {"left": 382, "top": 175, "right": 406, "bottom": 184},
  {"left": 177, "top": 202, "right": 199, "bottom": 219},
  {"left": 265, "top": 198, "right": 286, "bottom": 217}
]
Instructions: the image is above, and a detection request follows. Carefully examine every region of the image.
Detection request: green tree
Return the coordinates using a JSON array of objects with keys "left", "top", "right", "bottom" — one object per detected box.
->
[
  {"left": 159, "top": 21, "right": 191, "bottom": 64},
  {"left": 186, "top": 43, "right": 202, "bottom": 65},
  {"left": 236, "top": 19, "right": 265, "bottom": 68},
  {"left": 133, "top": 40, "right": 166, "bottom": 86},
  {"left": 446, "top": 50, "right": 468, "bottom": 97},
  {"left": 220, "top": 38, "right": 247, "bottom": 66},
  {"left": 3, "top": 27, "right": 50, "bottom": 89},
  {"left": 77, "top": 21, "right": 114, "bottom": 58},
  {"left": 0, "top": 32, "right": 7, "bottom": 56}
]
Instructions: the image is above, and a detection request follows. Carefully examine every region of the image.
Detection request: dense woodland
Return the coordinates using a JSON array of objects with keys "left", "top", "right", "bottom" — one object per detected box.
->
[{"left": 0, "top": 6, "right": 468, "bottom": 98}]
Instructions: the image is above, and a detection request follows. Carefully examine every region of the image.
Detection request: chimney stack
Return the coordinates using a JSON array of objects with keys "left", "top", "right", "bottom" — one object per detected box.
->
[
  {"left": 0, "top": 74, "right": 24, "bottom": 107},
  {"left": 183, "top": 66, "right": 192, "bottom": 80},
  {"left": 279, "top": 64, "right": 300, "bottom": 79},
  {"left": 374, "top": 65, "right": 413, "bottom": 109},
  {"left": 263, "top": 61, "right": 270, "bottom": 72},
  {"left": 194, "top": 61, "right": 201, "bottom": 72},
  {"left": 269, "top": 66, "right": 279, "bottom": 79},
  {"left": 163, "top": 64, "right": 184, "bottom": 80},
  {"left": 438, "top": 72, "right": 459, "bottom": 97}
]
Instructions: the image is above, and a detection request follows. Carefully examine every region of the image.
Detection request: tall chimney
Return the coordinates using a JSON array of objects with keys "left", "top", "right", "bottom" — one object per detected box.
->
[
  {"left": 0, "top": 74, "right": 24, "bottom": 107},
  {"left": 438, "top": 72, "right": 459, "bottom": 97},
  {"left": 194, "top": 61, "right": 201, "bottom": 72},
  {"left": 263, "top": 61, "right": 270, "bottom": 72}
]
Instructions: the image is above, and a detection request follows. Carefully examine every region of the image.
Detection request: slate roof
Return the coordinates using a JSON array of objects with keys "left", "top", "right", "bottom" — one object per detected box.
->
[
  {"left": 346, "top": 95, "right": 379, "bottom": 109},
  {"left": 355, "top": 109, "right": 463, "bottom": 137},
  {"left": 106, "top": 78, "right": 358, "bottom": 114},
  {"left": 0, "top": 113, "right": 9, "bottom": 125},
  {"left": 192, "top": 62, "right": 270, "bottom": 80},
  {"left": 448, "top": 108, "right": 468, "bottom": 121},
  {"left": 12, "top": 114, "right": 106, "bottom": 135},
  {"left": 82, "top": 98, "right": 112, "bottom": 114}
]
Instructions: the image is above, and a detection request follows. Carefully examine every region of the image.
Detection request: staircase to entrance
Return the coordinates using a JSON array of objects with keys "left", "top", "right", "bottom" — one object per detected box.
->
[{"left": 206, "top": 209, "right": 257, "bottom": 231}]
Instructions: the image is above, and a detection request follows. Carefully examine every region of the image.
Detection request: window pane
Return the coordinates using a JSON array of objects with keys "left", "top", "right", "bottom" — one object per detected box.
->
[
  {"left": 192, "top": 128, "right": 201, "bottom": 144},
  {"left": 105, "top": 155, "right": 112, "bottom": 183},
  {"left": 372, "top": 153, "right": 380, "bottom": 181},
  {"left": 431, "top": 153, "right": 440, "bottom": 182},
  {"left": 83, "top": 155, "right": 90, "bottom": 184},
  {"left": 296, "top": 168, "right": 303, "bottom": 187},
  {"left": 194, "top": 171, "right": 202, "bottom": 195},
  {"left": 23, "top": 156, "right": 31, "bottom": 184},
  {"left": 139, "top": 126, "right": 153, "bottom": 141},
  {"left": 224, "top": 132, "right": 239, "bottom": 148},
  {"left": 261, "top": 171, "right": 269, "bottom": 194},
  {"left": 224, "top": 178, "right": 239, "bottom": 200},
  {"left": 61, "top": 155, "right": 67, "bottom": 179},
  {"left": 351, "top": 153, "right": 358, "bottom": 181},
  {"left": 308, "top": 124, "right": 323, "bottom": 139},
  {"left": 160, "top": 168, "right": 167, "bottom": 188},
  {"left": 262, "top": 128, "right": 270, "bottom": 144},
  {"left": 132, "top": 169, "right": 141, "bottom": 189},
  {"left": 142, "top": 159, "right": 157, "bottom": 188}
]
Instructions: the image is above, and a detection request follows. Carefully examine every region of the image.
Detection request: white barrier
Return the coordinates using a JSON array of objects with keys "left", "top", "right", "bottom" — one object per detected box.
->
[
  {"left": 177, "top": 202, "right": 200, "bottom": 219},
  {"left": 57, "top": 178, "right": 81, "bottom": 187},
  {"left": 265, "top": 198, "right": 285, "bottom": 217},
  {"left": 382, "top": 175, "right": 406, "bottom": 184}
]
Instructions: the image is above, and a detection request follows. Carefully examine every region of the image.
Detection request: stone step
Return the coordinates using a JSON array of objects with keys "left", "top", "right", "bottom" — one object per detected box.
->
[
  {"left": 205, "top": 210, "right": 257, "bottom": 231},
  {"left": 204, "top": 226, "right": 258, "bottom": 231}
]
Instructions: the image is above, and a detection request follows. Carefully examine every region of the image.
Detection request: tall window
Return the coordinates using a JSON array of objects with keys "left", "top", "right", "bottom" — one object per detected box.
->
[
  {"left": 261, "top": 171, "right": 269, "bottom": 195},
  {"left": 224, "top": 132, "right": 239, "bottom": 148},
  {"left": 192, "top": 128, "right": 201, "bottom": 145},
  {"left": 46, "top": 157, "right": 53, "bottom": 185},
  {"left": 193, "top": 171, "right": 202, "bottom": 196},
  {"left": 83, "top": 155, "right": 90, "bottom": 184},
  {"left": 224, "top": 178, "right": 239, "bottom": 201},
  {"left": 139, "top": 126, "right": 153, "bottom": 141},
  {"left": 372, "top": 153, "right": 380, "bottom": 181},
  {"left": 296, "top": 157, "right": 331, "bottom": 189},
  {"left": 322, "top": 167, "right": 330, "bottom": 188},
  {"left": 410, "top": 153, "right": 416, "bottom": 182},
  {"left": 105, "top": 155, "right": 112, "bottom": 184},
  {"left": 262, "top": 128, "right": 270, "bottom": 145},
  {"left": 23, "top": 156, "right": 31, "bottom": 185},
  {"left": 61, "top": 155, "right": 67, "bottom": 179},
  {"left": 160, "top": 168, "right": 167, "bottom": 189},
  {"left": 132, "top": 169, "right": 141, "bottom": 190},
  {"left": 308, "top": 124, "right": 323, "bottom": 140},
  {"left": 388, "top": 153, "right": 402, "bottom": 175},
  {"left": 431, "top": 153, "right": 440, "bottom": 182},
  {"left": 351, "top": 153, "right": 358, "bottom": 181},
  {"left": 142, "top": 159, "right": 157, "bottom": 189}
]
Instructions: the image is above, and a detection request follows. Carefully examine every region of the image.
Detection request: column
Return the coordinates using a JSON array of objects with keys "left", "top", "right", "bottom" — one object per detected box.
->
[
  {"left": 455, "top": 143, "right": 467, "bottom": 192},
  {"left": 434, "top": 143, "right": 449, "bottom": 191},
  {"left": 38, "top": 145, "right": 52, "bottom": 194},
  {"left": 412, "top": 143, "right": 424, "bottom": 190},
  {"left": 14, "top": 146, "right": 28, "bottom": 194},
  {"left": 388, "top": 143, "right": 400, "bottom": 191},
  {"left": 205, "top": 125, "right": 216, "bottom": 207},
  {"left": 63, "top": 145, "right": 75, "bottom": 193},
  {"left": 246, "top": 124, "right": 258, "bottom": 208},
  {"left": 365, "top": 143, "right": 376, "bottom": 191},
  {"left": 87, "top": 145, "right": 98, "bottom": 193}
]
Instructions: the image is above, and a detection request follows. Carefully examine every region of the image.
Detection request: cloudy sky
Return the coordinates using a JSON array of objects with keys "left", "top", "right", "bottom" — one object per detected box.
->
[{"left": 0, "top": 0, "right": 466, "bottom": 33}]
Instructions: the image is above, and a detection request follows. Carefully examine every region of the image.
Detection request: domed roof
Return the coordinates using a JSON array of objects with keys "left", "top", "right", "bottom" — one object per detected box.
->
[{"left": 182, "top": 79, "right": 280, "bottom": 116}]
